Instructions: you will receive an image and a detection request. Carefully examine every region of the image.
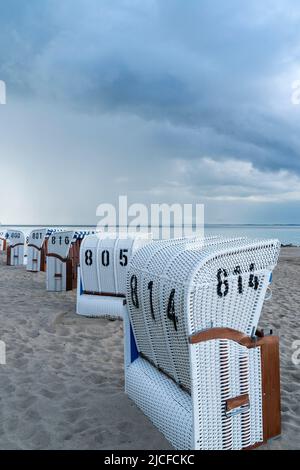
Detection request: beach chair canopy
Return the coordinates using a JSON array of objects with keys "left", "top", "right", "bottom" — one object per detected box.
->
[
  {"left": 27, "top": 228, "right": 54, "bottom": 249},
  {"left": 126, "top": 237, "right": 280, "bottom": 391},
  {"left": 46, "top": 230, "right": 88, "bottom": 259},
  {"left": 5, "top": 229, "right": 25, "bottom": 246},
  {"left": 80, "top": 232, "right": 152, "bottom": 297}
]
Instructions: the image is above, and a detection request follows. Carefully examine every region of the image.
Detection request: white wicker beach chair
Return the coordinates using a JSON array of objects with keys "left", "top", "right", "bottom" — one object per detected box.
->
[
  {"left": 46, "top": 230, "right": 89, "bottom": 292},
  {"left": 26, "top": 228, "right": 55, "bottom": 273},
  {"left": 124, "top": 237, "right": 281, "bottom": 450},
  {"left": 5, "top": 230, "right": 26, "bottom": 266},
  {"left": 76, "top": 233, "right": 152, "bottom": 318}
]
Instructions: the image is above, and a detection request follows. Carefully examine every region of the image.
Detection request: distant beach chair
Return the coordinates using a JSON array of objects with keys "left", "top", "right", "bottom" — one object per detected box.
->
[
  {"left": 46, "top": 230, "right": 90, "bottom": 292},
  {"left": 0, "top": 230, "right": 7, "bottom": 252},
  {"left": 27, "top": 228, "right": 65, "bottom": 273},
  {"left": 5, "top": 230, "right": 26, "bottom": 266},
  {"left": 27, "top": 228, "right": 53, "bottom": 272},
  {"left": 124, "top": 237, "right": 281, "bottom": 450},
  {"left": 76, "top": 233, "right": 152, "bottom": 318}
]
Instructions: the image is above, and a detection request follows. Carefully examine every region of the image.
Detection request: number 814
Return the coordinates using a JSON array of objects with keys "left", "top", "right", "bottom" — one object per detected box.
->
[{"left": 217, "top": 263, "right": 259, "bottom": 298}]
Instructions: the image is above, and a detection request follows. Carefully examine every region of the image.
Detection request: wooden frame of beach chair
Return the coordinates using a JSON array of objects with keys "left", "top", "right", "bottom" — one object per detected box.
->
[
  {"left": 46, "top": 231, "right": 86, "bottom": 292},
  {"left": 124, "top": 237, "right": 281, "bottom": 450},
  {"left": 5, "top": 230, "right": 25, "bottom": 266},
  {"left": 0, "top": 235, "right": 7, "bottom": 252},
  {"left": 76, "top": 233, "right": 152, "bottom": 319}
]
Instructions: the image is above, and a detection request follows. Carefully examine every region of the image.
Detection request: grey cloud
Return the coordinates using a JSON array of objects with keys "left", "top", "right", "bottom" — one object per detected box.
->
[
  {"left": 0, "top": 0, "right": 300, "bottom": 223},
  {"left": 1, "top": 2, "right": 298, "bottom": 169}
]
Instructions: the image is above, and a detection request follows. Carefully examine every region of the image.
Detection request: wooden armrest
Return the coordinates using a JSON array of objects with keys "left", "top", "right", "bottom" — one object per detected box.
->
[
  {"left": 189, "top": 327, "right": 278, "bottom": 351},
  {"left": 189, "top": 327, "right": 253, "bottom": 347},
  {"left": 226, "top": 394, "right": 249, "bottom": 412}
]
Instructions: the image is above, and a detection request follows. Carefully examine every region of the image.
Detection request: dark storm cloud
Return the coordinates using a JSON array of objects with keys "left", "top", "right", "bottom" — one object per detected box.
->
[
  {"left": 1, "top": 1, "right": 300, "bottom": 169},
  {"left": 0, "top": 0, "right": 300, "bottom": 223}
]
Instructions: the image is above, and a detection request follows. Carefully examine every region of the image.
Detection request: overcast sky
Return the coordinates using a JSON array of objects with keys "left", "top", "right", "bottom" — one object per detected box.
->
[{"left": 0, "top": 0, "right": 300, "bottom": 225}]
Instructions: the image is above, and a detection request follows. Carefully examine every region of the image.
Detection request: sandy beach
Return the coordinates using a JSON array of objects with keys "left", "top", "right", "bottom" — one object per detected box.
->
[{"left": 0, "top": 248, "right": 299, "bottom": 450}]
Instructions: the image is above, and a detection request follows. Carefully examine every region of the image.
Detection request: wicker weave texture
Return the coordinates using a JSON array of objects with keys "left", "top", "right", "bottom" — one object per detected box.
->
[
  {"left": 191, "top": 339, "right": 262, "bottom": 449},
  {"left": 126, "top": 338, "right": 262, "bottom": 450},
  {"left": 126, "top": 357, "right": 193, "bottom": 450},
  {"left": 126, "top": 237, "right": 280, "bottom": 390}
]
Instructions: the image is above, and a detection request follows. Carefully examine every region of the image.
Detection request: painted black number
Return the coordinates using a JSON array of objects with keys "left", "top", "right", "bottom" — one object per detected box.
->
[
  {"left": 130, "top": 275, "right": 139, "bottom": 308},
  {"left": 167, "top": 289, "right": 178, "bottom": 331},
  {"left": 148, "top": 281, "right": 155, "bottom": 320},
  {"left": 234, "top": 266, "right": 243, "bottom": 294},
  {"left": 217, "top": 268, "right": 229, "bottom": 297},
  {"left": 120, "top": 249, "right": 128, "bottom": 267},
  {"left": 33, "top": 232, "right": 42, "bottom": 240},
  {"left": 85, "top": 249, "right": 93, "bottom": 266},
  {"left": 249, "top": 263, "right": 259, "bottom": 290},
  {"left": 101, "top": 250, "right": 110, "bottom": 266}
]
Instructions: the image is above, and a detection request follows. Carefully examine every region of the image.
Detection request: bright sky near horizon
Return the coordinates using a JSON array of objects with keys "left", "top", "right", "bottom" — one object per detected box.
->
[{"left": 1, "top": 0, "right": 300, "bottom": 225}]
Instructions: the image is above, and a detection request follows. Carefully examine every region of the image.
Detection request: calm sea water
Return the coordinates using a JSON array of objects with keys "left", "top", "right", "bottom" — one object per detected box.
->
[
  {"left": 205, "top": 225, "right": 300, "bottom": 246},
  {"left": 2, "top": 224, "right": 300, "bottom": 246}
]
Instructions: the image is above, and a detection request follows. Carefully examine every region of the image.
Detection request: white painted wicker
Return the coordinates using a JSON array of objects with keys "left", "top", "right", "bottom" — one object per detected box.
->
[
  {"left": 125, "top": 237, "right": 280, "bottom": 450},
  {"left": 76, "top": 233, "right": 152, "bottom": 318},
  {"left": 126, "top": 356, "right": 193, "bottom": 450}
]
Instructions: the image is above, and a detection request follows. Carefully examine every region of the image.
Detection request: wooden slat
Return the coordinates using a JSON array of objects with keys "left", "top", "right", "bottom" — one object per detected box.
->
[
  {"left": 40, "top": 240, "right": 48, "bottom": 272},
  {"left": 226, "top": 394, "right": 249, "bottom": 412},
  {"left": 189, "top": 327, "right": 281, "bottom": 446},
  {"left": 83, "top": 290, "right": 126, "bottom": 299},
  {"left": 6, "top": 246, "right": 11, "bottom": 265},
  {"left": 260, "top": 335, "right": 281, "bottom": 441},
  {"left": 189, "top": 327, "right": 254, "bottom": 347},
  {"left": 66, "top": 258, "right": 73, "bottom": 291}
]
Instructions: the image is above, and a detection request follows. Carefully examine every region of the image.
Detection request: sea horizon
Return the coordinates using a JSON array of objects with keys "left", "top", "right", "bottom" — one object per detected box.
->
[{"left": 1, "top": 223, "right": 300, "bottom": 246}]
